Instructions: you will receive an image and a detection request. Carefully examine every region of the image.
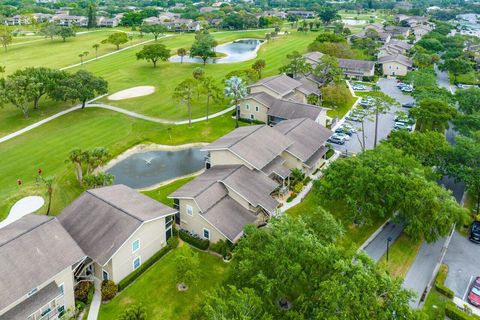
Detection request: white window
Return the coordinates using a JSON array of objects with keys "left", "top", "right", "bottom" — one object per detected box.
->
[
  {"left": 186, "top": 204, "right": 193, "bottom": 216},
  {"left": 246, "top": 104, "right": 250, "bottom": 110},
  {"left": 203, "top": 228, "right": 210, "bottom": 240},
  {"left": 58, "top": 283, "right": 64, "bottom": 296},
  {"left": 132, "top": 239, "right": 140, "bottom": 253},
  {"left": 250, "top": 114, "right": 255, "bottom": 120},
  {"left": 255, "top": 106, "right": 259, "bottom": 112},
  {"left": 133, "top": 257, "right": 141, "bottom": 270}
]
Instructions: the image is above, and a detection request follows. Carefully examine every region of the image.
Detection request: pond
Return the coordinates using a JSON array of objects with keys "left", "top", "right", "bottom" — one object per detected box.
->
[
  {"left": 169, "top": 39, "right": 263, "bottom": 64},
  {"left": 106, "top": 148, "right": 207, "bottom": 189},
  {"left": 341, "top": 19, "right": 367, "bottom": 26}
]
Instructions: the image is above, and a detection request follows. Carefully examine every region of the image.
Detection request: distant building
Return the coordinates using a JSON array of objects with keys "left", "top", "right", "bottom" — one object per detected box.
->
[
  {"left": 304, "top": 51, "right": 375, "bottom": 79},
  {"left": 52, "top": 14, "right": 88, "bottom": 27},
  {"left": 378, "top": 54, "right": 413, "bottom": 76},
  {"left": 286, "top": 11, "right": 316, "bottom": 19},
  {"left": 3, "top": 15, "right": 31, "bottom": 26}
]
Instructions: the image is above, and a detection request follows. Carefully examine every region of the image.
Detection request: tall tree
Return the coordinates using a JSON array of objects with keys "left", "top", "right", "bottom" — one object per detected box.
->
[
  {"left": 175, "top": 246, "right": 199, "bottom": 290},
  {"left": 136, "top": 43, "right": 170, "bottom": 68},
  {"left": 2, "top": 75, "right": 39, "bottom": 118},
  {"left": 177, "top": 47, "right": 187, "bottom": 64},
  {"left": 252, "top": 59, "right": 266, "bottom": 78},
  {"left": 87, "top": 2, "right": 97, "bottom": 29},
  {"left": 443, "top": 58, "right": 472, "bottom": 83},
  {"left": 36, "top": 173, "right": 54, "bottom": 215},
  {"left": 0, "top": 28, "right": 13, "bottom": 52},
  {"left": 317, "top": 7, "right": 339, "bottom": 24},
  {"left": 141, "top": 24, "right": 167, "bottom": 41},
  {"left": 173, "top": 78, "right": 196, "bottom": 127},
  {"left": 224, "top": 76, "right": 247, "bottom": 128},
  {"left": 190, "top": 32, "right": 216, "bottom": 65},
  {"left": 312, "top": 54, "right": 343, "bottom": 85},
  {"left": 57, "top": 27, "right": 76, "bottom": 42},
  {"left": 40, "top": 24, "right": 59, "bottom": 40},
  {"left": 67, "top": 149, "right": 85, "bottom": 184},
  {"left": 55, "top": 70, "right": 108, "bottom": 108},
  {"left": 202, "top": 76, "right": 221, "bottom": 121},
  {"left": 92, "top": 43, "right": 100, "bottom": 59},
  {"left": 370, "top": 93, "right": 394, "bottom": 148},
  {"left": 410, "top": 98, "right": 457, "bottom": 132},
  {"left": 279, "top": 51, "right": 312, "bottom": 78},
  {"left": 101, "top": 32, "right": 129, "bottom": 50},
  {"left": 455, "top": 87, "right": 480, "bottom": 114}
]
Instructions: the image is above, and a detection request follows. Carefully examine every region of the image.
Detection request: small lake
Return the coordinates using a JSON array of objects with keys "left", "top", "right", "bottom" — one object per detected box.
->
[
  {"left": 169, "top": 39, "right": 263, "bottom": 64},
  {"left": 106, "top": 148, "right": 207, "bottom": 189},
  {"left": 342, "top": 19, "right": 367, "bottom": 25}
]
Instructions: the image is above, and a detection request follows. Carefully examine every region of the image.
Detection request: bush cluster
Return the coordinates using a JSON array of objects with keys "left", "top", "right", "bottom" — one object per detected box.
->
[
  {"left": 292, "top": 182, "right": 304, "bottom": 193},
  {"left": 209, "top": 239, "right": 233, "bottom": 257},
  {"left": 74, "top": 281, "right": 93, "bottom": 303},
  {"left": 101, "top": 280, "right": 118, "bottom": 302},
  {"left": 435, "top": 264, "right": 455, "bottom": 299},
  {"left": 179, "top": 229, "right": 210, "bottom": 250},
  {"left": 118, "top": 236, "right": 179, "bottom": 291},
  {"left": 445, "top": 302, "right": 480, "bottom": 320}
]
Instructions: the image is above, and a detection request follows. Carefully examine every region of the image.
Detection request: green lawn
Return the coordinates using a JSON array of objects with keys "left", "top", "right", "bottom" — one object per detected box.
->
[
  {"left": 0, "top": 109, "right": 237, "bottom": 220},
  {"left": 143, "top": 176, "right": 195, "bottom": 207},
  {"left": 378, "top": 233, "right": 423, "bottom": 279},
  {"left": 451, "top": 71, "right": 480, "bottom": 85},
  {"left": 2, "top": 29, "right": 152, "bottom": 74},
  {"left": 98, "top": 248, "right": 230, "bottom": 320},
  {"left": 76, "top": 30, "right": 318, "bottom": 120},
  {"left": 422, "top": 288, "right": 451, "bottom": 319},
  {"left": 326, "top": 90, "right": 358, "bottom": 119},
  {"left": 287, "top": 188, "right": 385, "bottom": 248}
]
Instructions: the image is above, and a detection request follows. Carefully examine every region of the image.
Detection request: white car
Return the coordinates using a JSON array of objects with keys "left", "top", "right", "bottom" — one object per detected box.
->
[{"left": 334, "top": 132, "right": 351, "bottom": 141}]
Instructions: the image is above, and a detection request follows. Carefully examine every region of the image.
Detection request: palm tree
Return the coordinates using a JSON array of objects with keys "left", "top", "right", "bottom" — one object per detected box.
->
[
  {"left": 37, "top": 174, "right": 54, "bottom": 215},
  {"left": 177, "top": 48, "right": 187, "bottom": 63},
  {"left": 202, "top": 76, "right": 221, "bottom": 122},
  {"left": 66, "top": 149, "right": 84, "bottom": 184},
  {"left": 173, "top": 79, "right": 196, "bottom": 127},
  {"left": 224, "top": 76, "right": 248, "bottom": 128},
  {"left": 92, "top": 43, "right": 100, "bottom": 59},
  {"left": 78, "top": 51, "right": 89, "bottom": 65}
]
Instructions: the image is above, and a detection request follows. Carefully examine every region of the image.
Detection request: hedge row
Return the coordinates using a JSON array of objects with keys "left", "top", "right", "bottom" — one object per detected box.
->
[
  {"left": 209, "top": 239, "right": 234, "bottom": 257},
  {"left": 435, "top": 264, "right": 455, "bottom": 299},
  {"left": 446, "top": 302, "right": 480, "bottom": 320},
  {"left": 179, "top": 229, "right": 210, "bottom": 250},
  {"left": 117, "top": 236, "right": 179, "bottom": 291}
]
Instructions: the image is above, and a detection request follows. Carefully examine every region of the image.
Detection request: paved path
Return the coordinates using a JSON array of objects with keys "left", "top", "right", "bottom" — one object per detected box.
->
[
  {"left": 435, "top": 63, "right": 456, "bottom": 94},
  {"left": 363, "top": 220, "right": 404, "bottom": 262},
  {"left": 87, "top": 280, "right": 102, "bottom": 320}
]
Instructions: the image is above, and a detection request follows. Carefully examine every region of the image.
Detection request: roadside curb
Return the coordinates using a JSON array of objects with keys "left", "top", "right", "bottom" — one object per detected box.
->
[{"left": 357, "top": 218, "right": 392, "bottom": 253}]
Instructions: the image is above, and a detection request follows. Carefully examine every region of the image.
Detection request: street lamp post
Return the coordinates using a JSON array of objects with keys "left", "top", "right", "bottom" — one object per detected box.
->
[{"left": 387, "top": 236, "right": 393, "bottom": 262}]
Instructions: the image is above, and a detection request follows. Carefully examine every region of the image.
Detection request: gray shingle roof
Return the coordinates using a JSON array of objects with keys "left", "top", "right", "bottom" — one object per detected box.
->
[
  {"left": 1, "top": 281, "right": 61, "bottom": 320},
  {"left": 58, "top": 185, "right": 176, "bottom": 266},
  {"left": 338, "top": 58, "right": 376, "bottom": 72},
  {"left": 0, "top": 215, "right": 85, "bottom": 313},
  {"left": 250, "top": 74, "right": 303, "bottom": 97},
  {"left": 268, "top": 99, "right": 323, "bottom": 122},
  {"left": 203, "top": 125, "right": 293, "bottom": 170},
  {"left": 378, "top": 54, "right": 413, "bottom": 67},
  {"left": 261, "top": 155, "right": 290, "bottom": 178},
  {"left": 273, "top": 118, "right": 332, "bottom": 163},
  {"left": 202, "top": 196, "right": 257, "bottom": 242}
]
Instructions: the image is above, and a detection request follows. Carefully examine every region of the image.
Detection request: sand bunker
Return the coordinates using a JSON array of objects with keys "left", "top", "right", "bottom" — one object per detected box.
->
[
  {"left": 108, "top": 86, "right": 156, "bottom": 101},
  {"left": 0, "top": 196, "right": 44, "bottom": 229}
]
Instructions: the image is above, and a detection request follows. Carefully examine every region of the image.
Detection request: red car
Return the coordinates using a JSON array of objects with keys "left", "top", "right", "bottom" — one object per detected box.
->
[{"left": 468, "top": 277, "right": 480, "bottom": 307}]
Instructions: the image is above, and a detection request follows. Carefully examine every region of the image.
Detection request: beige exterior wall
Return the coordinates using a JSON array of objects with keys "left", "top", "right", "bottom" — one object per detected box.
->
[
  {"left": 292, "top": 89, "right": 307, "bottom": 103},
  {"left": 223, "top": 185, "right": 254, "bottom": 211},
  {"left": 1, "top": 266, "right": 77, "bottom": 319},
  {"left": 414, "top": 27, "right": 430, "bottom": 39},
  {"left": 281, "top": 151, "right": 303, "bottom": 171},
  {"left": 209, "top": 150, "right": 253, "bottom": 169},
  {"left": 317, "top": 109, "right": 328, "bottom": 127},
  {"left": 109, "top": 217, "right": 170, "bottom": 283},
  {"left": 178, "top": 198, "right": 227, "bottom": 243},
  {"left": 239, "top": 99, "right": 269, "bottom": 123},
  {"left": 382, "top": 62, "right": 409, "bottom": 76}
]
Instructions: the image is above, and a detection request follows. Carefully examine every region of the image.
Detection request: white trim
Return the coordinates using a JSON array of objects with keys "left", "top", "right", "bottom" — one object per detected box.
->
[
  {"left": 58, "top": 282, "right": 65, "bottom": 296},
  {"left": 132, "top": 239, "right": 140, "bottom": 253},
  {"left": 186, "top": 204, "right": 194, "bottom": 216},
  {"left": 132, "top": 256, "right": 142, "bottom": 271}
]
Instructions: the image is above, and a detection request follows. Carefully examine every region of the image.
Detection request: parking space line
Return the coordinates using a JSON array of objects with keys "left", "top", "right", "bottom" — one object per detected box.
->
[{"left": 463, "top": 276, "right": 474, "bottom": 300}]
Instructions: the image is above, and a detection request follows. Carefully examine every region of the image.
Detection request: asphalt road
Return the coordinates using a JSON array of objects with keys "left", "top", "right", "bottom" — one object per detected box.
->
[
  {"left": 444, "top": 232, "right": 480, "bottom": 299},
  {"left": 363, "top": 220, "right": 404, "bottom": 262},
  {"left": 332, "top": 78, "right": 414, "bottom": 154}
]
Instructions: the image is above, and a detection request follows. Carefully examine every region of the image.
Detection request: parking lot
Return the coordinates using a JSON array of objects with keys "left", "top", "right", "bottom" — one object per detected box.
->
[
  {"left": 332, "top": 78, "right": 415, "bottom": 154},
  {"left": 444, "top": 232, "right": 480, "bottom": 300}
]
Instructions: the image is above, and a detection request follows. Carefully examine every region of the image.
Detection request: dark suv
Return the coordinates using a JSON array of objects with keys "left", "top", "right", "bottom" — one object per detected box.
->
[{"left": 469, "top": 221, "right": 480, "bottom": 244}]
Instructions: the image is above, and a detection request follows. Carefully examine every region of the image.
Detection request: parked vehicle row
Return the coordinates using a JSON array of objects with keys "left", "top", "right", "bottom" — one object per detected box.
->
[
  {"left": 397, "top": 82, "right": 414, "bottom": 92},
  {"left": 352, "top": 83, "right": 367, "bottom": 91}
]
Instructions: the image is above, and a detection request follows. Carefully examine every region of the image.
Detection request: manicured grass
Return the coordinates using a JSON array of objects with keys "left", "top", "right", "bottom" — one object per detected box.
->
[
  {"left": 378, "top": 233, "right": 423, "bottom": 279},
  {"left": 326, "top": 91, "right": 358, "bottom": 119},
  {"left": 77, "top": 30, "right": 318, "bottom": 120},
  {"left": 287, "top": 188, "right": 385, "bottom": 248},
  {"left": 1, "top": 29, "right": 152, "bottom": 74},
  {"left": 451, "top": 71, "right": 480, "bottom": 85},
  {"left": 0, "top": 109, "right": 237, "bottom": 220},
  {"left": 422, "top": 288, "right": 451, "bottom": 319},
  {"left": 98, "top": 248, "right": 230, "bottom": 320},
  {"left": 143, "top": 176, "right": 195, "bottom": 207}
]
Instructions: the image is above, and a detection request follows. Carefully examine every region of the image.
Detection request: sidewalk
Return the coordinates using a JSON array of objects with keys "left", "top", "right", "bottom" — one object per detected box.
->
[
  {"left": 87, "top": 280, "right": 102, "bottom": 320},
  {"left": 361, "top": 220, "right": 404, "bottom": 262}
]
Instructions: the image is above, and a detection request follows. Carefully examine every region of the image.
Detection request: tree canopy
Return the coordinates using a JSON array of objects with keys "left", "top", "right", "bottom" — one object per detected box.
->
[
  {"left": 409, "top": 98, "right": 457, "bottom": 132},
  {"left": 279, "top": 51, "right": 312, "bottom": 78},
  {"left": 136, "top": 43, "right": 170, "bottom": 68},
  {"left": 455, "top": 87, "right": 480, "bottom": 114},
  {"left": 101, "top": 32, "right": 129, "bottom": 50},
  {"left": 190, "top": 32, "right": 217, "bottom": 65}
]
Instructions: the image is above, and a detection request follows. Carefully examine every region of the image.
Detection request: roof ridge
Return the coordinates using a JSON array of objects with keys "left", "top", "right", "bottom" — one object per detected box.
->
[
  {"left": 0, "top": 216, "right": 55, "bottom": 247},
  {"left": 86, "top": 190, "right": 143, "bottom": 223},
  {"left": 228, "top": 125, "right": 265, "bottom": 148},
  {"left": 192, "top": 165, "right": 242, "bottom": 200}
]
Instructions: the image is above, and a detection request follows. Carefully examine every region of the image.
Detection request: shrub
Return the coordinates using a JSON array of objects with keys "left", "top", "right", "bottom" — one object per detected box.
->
[
  {"left": 239, "top": 117, "right": 265, "bottom": 125},
  {"left": 445, "top": 302, "right": 480, "bottom": 320},
  {"left": 292, "top": 182, "right": 304, "bottom": 193},
  {"left": 286, "top": 193, "right": 297, "bottom": 202},
  {"left": 117, "top": 237, "right": 178, "bottom": 291},
  {"left": 101, "top": 280, "right": 118, "bottom": 301},
  {"left": 74, "top": 281, "right": 92, "bottom": 303},
  {"left": 179, "top": 229, "right": 210, "bottom": 250},
  {"left": 76, "top": 300, "right": 86, "bottom": 312},
  {"left": 435, "top": 264, "right": 454, "bottom": 299},
  {"left": 303, "top": 177, "right": 312, "bottom": 185},
  {"left": 209, "top": 239, "right": 233, "bottom": 257}
]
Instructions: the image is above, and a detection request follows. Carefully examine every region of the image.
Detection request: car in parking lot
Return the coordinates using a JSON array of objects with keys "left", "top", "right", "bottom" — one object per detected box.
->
[
  {"left": 335, "top": 124, "right": 356, "bottom": 136},
  {"left": 333, "top": 132, "right": 351, "bottom": 141},
  {"left": 468, "top": 277, "right": 480, "bottom": 307},
  {"left": 469, "top": 221, "right": 480, "bottom": 244},
  {"left": 457, "top": 83, "right": 472, "bottom": 89},
  {"left": 402, "top": 102, "right": 416, "bottom": 108},
  {"left": 400, "top": 85, "right": 413, "bottom": 93},
  {"left": 394, "top": 121, "right": 413, "bottom": 131},
  {"left": 328, "top": 134, "right": 346, "bottom": 145}
]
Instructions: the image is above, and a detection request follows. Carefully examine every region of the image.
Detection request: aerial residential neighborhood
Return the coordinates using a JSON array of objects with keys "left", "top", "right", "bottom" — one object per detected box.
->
[{"left": 0, "top": 0, "right": 480, "bottom": 319}]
